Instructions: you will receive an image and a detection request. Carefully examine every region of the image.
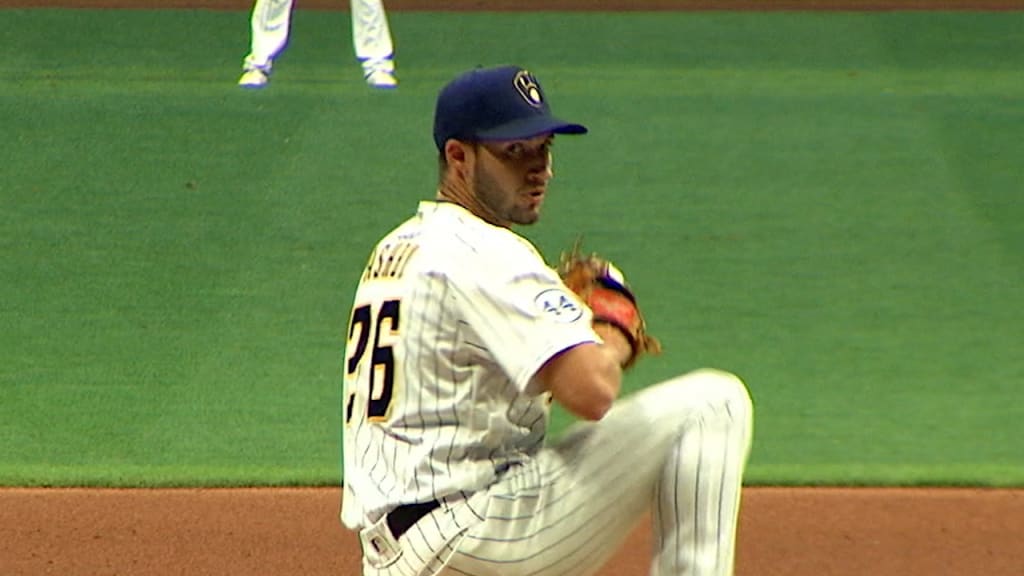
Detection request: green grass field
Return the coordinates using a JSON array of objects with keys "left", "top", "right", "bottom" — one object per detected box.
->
[{"left": 2, "top": 9, "right": 1022, "bottom": 486}]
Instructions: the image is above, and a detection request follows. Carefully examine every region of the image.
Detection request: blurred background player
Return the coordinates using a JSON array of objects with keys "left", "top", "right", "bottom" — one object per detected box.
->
[{"left": 238, "top": 0, "right": 397, "bottom": 89}]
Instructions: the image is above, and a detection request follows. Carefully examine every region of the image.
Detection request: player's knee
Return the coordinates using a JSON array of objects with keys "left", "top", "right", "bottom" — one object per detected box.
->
[
  {"left": 692, "top": 368, "right": 751, "bottom": 409},
  {"left": 665, "top": 368, "right": 753, "bottom": 424},
  {"left": 634, "top": 368, "right": 752, "bottom": 424}
]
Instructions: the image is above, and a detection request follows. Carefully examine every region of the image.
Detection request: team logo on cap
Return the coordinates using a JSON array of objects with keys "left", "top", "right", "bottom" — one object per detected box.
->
[{"left": 513, "top": 70, "right": 544, "bottom": 108}]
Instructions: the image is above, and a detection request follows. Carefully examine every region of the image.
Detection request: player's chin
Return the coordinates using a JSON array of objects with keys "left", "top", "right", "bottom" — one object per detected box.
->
[{"left": 511, "top": 206, "right": 542, "bottom": 226}]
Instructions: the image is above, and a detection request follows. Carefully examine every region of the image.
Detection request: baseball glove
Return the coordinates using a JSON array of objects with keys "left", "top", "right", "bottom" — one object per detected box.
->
[{"left": 557, "top": 242, "right": 661, "bottom": 369}]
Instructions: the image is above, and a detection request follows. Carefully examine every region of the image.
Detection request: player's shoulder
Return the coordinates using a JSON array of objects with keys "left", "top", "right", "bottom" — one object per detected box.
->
[{"left": 362, "top": 201, "right": 552, "bottom": 288}]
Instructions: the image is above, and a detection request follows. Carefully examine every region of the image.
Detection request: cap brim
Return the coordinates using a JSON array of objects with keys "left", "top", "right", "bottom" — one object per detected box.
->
[{"left": 475, "top": 115, "right": 588, "bottom": 142}]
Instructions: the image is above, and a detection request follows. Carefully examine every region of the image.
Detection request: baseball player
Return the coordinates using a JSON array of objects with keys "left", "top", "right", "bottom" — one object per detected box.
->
[
  {"left": 238, "top": 0, "right": 397, "bottom": 89},
  {"left": 341, "top": 65, "right": 754, "bottom": 576}
]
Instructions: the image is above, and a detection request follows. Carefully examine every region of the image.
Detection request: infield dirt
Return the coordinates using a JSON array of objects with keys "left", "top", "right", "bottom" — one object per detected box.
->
[{"left": 4, "top": 487, "right": 1024, "bottom": 575}]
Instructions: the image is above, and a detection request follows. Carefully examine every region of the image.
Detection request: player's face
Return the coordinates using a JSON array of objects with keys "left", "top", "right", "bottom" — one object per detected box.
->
[{"left": 472, "top": 135, "right": 555, "bottom": 226}]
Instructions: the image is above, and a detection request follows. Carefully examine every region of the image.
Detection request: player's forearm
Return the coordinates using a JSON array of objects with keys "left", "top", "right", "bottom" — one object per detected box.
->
[{"left": 537, "top": 339, "right": 622, "bottom": 421}]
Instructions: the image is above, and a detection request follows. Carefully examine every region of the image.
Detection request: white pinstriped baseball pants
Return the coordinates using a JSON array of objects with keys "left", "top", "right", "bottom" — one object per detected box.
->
[{"left": 364, "top": 368, "right": 753, "bottom": 576}]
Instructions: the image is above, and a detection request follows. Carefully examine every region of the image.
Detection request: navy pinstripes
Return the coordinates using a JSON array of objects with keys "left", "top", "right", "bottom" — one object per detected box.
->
[
  {"left": 436, "top": 373, "right": 752, "bottom": 576},
  {"left": 344, "top": 206, "right": 753, "bottom": 576}
]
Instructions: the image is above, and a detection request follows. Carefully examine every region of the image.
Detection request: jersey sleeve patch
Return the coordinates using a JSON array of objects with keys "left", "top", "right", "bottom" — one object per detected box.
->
[{"left": 533, "top": 288, "right": 584, "bottom": 323}]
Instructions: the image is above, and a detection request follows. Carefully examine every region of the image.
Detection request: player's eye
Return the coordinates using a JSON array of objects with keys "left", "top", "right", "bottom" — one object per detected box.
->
[
  {"left": 489, "top": 139, "right": 552, "bottom": 163},
  {"left": 504, "top": 143, "right": 525, "bottom": 160}
]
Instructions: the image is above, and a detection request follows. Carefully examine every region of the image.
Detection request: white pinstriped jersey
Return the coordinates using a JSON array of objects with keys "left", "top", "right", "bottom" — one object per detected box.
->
[{"left": 341, "top": 200, "right": 599, "bottom": 530}]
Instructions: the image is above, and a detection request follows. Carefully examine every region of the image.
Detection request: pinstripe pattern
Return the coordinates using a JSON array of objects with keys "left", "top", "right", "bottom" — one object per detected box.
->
[
  {"left": 439, "top": 369, "right": 752, "bottom": 576},
  {"left": 343, "top": 201, "right": 753, "bottom": 576},
  {"left": 342, "top": 201, "right": 601, "bottom": 572}
]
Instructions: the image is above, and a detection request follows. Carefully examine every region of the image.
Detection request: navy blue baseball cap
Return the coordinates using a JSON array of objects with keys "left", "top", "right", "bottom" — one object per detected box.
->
[{"left": 433, "top": 65, "right": 588, "bottom": 150}]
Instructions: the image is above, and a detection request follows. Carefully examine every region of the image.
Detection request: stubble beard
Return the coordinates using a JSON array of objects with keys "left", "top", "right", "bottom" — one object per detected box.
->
[{"left": 474, "top": 164, "right": 540, "bottom": 227}]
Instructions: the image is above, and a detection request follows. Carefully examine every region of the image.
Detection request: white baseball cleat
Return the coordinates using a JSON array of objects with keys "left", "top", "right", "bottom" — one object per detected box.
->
[
  {"left": 365, "top": 69, "right": 398, "bottom": 89},
  {"left": 238, "top": 68, "right": 269, "bottom": 89}
]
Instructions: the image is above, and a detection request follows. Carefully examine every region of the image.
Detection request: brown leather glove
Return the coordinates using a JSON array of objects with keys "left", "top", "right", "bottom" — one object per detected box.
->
[{"left": 557, "top": 243, "right": 661, "bottom": 369}]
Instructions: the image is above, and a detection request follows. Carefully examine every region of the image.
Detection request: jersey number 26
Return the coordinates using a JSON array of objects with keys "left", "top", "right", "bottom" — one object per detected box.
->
[{"left": 345, "top": 299, "right": 400, "bottom": 423}]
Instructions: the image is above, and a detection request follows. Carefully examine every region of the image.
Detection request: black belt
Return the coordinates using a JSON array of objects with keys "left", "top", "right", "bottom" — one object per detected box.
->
[{"left": 386, "top": 500, "right": 441, "bottom": 539}]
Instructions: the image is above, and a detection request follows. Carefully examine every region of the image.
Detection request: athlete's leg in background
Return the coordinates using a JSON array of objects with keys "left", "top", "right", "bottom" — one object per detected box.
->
[
  {"left": 439, "top": 368, "right": 754, "bottom": 576},
  {"left": 242, "top": 0, "right": 294, "bottom": 71},
  {"left": 350, "top": 0, "right": 395, "bottom": 75}
]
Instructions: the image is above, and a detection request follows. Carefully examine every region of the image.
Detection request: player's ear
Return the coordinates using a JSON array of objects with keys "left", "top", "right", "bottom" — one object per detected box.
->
[
  {"left": 447, "top": 139, "right": 470, "bottom": 160},
  {"left": 445, "top": 140, "right": 472, "bottom": 176}
]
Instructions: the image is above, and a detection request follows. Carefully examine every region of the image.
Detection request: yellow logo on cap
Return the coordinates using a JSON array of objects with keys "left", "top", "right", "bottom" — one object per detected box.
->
[{"left": 513, "top": 70, "right": 544, "bottom": 108}]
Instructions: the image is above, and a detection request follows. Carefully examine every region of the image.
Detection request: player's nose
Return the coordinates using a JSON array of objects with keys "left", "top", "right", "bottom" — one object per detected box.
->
[{"left": 530, "top": 152, "right": 554, "bottom": 183}]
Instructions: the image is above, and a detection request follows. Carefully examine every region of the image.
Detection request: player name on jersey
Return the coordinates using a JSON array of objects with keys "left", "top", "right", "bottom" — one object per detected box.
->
[{"left": 362, "top": 241, "right": 419, "bottom": 282}]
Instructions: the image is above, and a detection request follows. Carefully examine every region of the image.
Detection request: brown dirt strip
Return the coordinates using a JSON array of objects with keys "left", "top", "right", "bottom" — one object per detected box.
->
[{"left": 3, "top": 487, "right": 1023, "bottom": 576}]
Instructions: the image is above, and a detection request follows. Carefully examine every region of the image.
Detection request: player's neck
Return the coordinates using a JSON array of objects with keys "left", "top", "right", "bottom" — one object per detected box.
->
[{"left": 436, "top": 181, "right": 510, "bottom": 229}]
